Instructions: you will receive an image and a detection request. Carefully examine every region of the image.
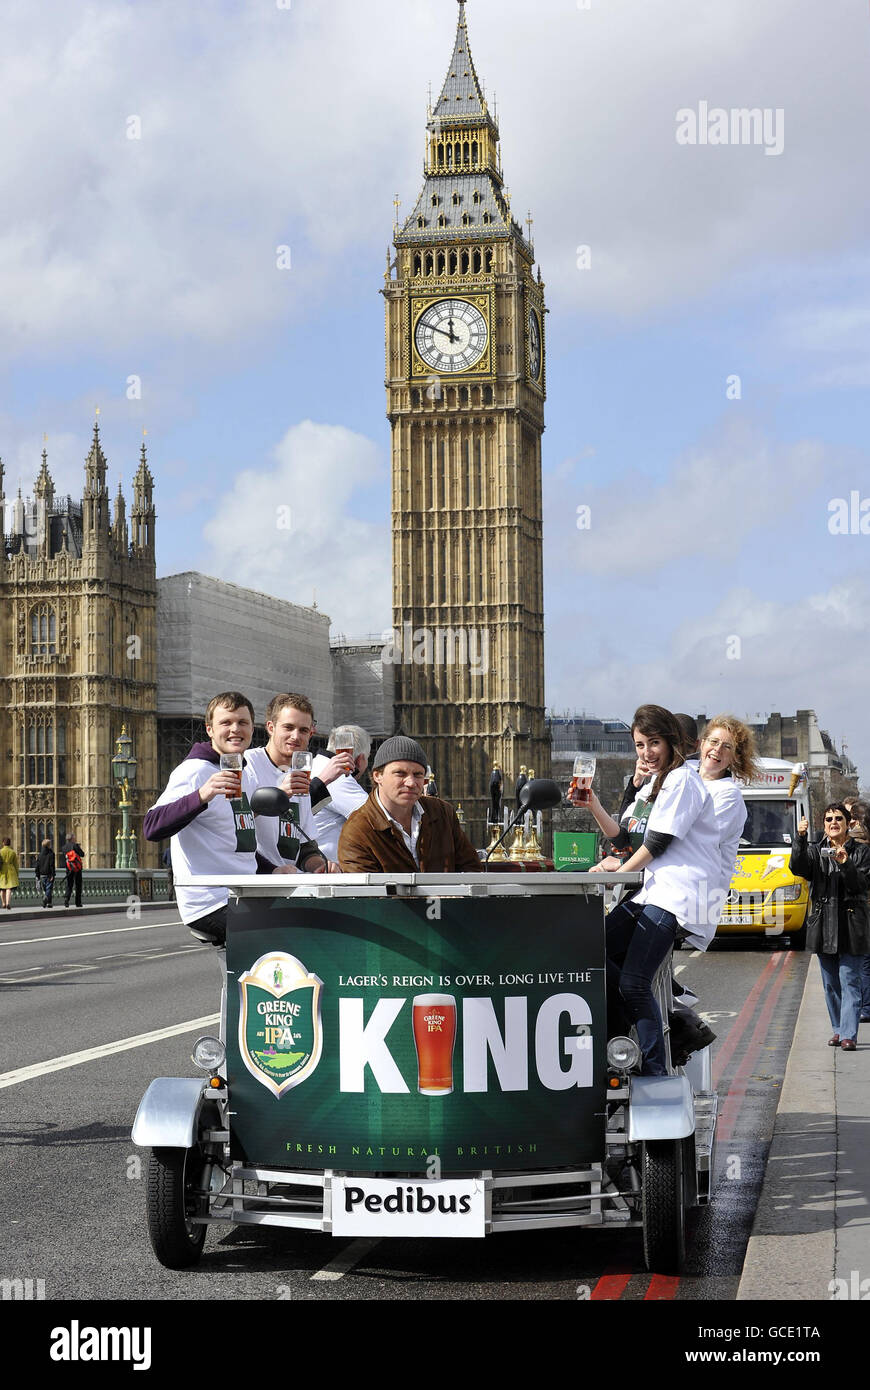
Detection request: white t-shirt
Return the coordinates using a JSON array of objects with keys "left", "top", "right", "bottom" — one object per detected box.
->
[
  {"left": 703, "top": 775, "right": 747, "bottom": 893},
  {"left": 633, "top": 764, "right": 723, "bottom": 947},
  {"left": 153, "top": 756, "right": 260, "bottom": 926},
  {"left": 311, "top": 753, "right": 370, "bottom": 862},
  {"left": 244, "top": 745, "right": 321, "bottom": 868}
]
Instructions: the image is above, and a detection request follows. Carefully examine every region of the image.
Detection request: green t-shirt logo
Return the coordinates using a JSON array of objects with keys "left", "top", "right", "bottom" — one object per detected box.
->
[
  {"left": 277, "top": 802, "right": 301, "bottom": 860},
  {"left": 626, "top": 795, "right": 654, "bottom": 852},
  {"left": 231, "top": 793, "right": 257, "bottom": 853}
]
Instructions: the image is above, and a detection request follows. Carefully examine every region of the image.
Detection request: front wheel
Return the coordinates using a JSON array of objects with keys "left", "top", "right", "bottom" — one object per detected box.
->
[
  {"left": 641, "top": 1139, "right": 686, "bottom": 1274},
  {"left": 146, "top": 1147, "right": 207, "bottom": 1268}
]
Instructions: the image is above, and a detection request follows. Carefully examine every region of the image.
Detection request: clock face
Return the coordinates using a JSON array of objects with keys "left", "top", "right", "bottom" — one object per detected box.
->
[
  {"left": 414, "top": 299, "right": 488, "bottom": 373},
  {"left": 528, "top": 308, "right": 542, "bottom": 381}
]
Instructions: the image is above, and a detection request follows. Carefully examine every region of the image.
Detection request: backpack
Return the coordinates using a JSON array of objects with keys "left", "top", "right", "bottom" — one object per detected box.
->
[{"left": 65, "top": 848, "right": 82, "bottom": 874}]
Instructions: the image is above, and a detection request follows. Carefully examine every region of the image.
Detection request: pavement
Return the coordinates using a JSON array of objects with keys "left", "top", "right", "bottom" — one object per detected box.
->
[
  {"left": 0, "top": 898, "right": 174, "bottom": 922},
  {"left": 737, "top": 955, "right": 870, "bottom": 1301}
]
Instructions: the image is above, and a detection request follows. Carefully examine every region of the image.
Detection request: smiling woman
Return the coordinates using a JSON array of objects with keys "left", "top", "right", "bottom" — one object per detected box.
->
[
  {"left": 697, "top": 715, "right": 759, "bottom": 904},
  {"left": 585, "top": 704, "right": 722, "bottom": 1075}
]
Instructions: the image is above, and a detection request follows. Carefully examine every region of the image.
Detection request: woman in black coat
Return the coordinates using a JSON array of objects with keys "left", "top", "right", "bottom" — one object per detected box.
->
[{"left": 790, "top": 804, "right": 870, "bottom": 1050}]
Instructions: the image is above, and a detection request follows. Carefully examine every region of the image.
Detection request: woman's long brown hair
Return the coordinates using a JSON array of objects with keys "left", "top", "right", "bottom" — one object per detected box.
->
[{"left": 631, "top": 704, "right": 684, "bottom": 801}]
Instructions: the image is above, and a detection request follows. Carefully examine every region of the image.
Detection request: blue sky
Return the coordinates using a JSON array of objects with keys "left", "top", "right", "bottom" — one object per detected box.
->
[{"left": 2, "top": 0, "right": 869, "bottom": 776}]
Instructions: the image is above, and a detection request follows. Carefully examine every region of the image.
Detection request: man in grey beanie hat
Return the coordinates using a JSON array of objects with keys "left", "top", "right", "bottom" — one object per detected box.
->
[{"left": 338, "top": 735, "right": 482, "bottom": 874}]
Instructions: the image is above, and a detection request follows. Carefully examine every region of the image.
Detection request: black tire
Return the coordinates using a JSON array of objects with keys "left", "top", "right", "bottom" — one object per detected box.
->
[
  {"left": 787, "top": 922, "right": 807, "bottom": 951},
  {"left": 641, "top": 1139, "right": 686, "bottom": 1274},
  {"left": 146, "top": 1147, "right": 207, "bottom": 1269}
]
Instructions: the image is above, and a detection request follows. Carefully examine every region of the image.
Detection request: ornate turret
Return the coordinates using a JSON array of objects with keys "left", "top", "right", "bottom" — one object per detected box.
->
[
  {"left": 34, "top": 448, "right": 55, "bottom": 504},
  {"left": 131, "top": 440, "right": 155, "bottom": 556},
  {"left": 82, "top": 417, "right": 110, "bottom": 543},
  {"left": 34, "top": 448, "right": 55, "bottom": 554},
  {"left": 112, "top": 476, "right": 128, "bottom": 550}
]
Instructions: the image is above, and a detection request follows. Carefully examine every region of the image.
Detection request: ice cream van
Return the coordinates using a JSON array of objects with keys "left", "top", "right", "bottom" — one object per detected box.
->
[{"left": 715, "top": 759, "right": 812, "bottom": 949}]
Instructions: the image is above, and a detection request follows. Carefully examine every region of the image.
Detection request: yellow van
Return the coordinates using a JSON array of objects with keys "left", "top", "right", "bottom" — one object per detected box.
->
[{"left": 715, "top": 759, "right": 812, "bottom": 949}]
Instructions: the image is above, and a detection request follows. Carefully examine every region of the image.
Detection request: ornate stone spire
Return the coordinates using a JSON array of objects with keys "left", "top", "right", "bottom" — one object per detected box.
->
[
  {"left": 34, "top": 447, "right": 55, "bottom": 504},
  {"left": 131, "top": 438, "right": 155, "bottom": 555},
  {"left": 84, "top": 416, "right": 108, "bottom": 496},
  {"left": 82, "top": 414, "right": 110, "bottom": 544},
  {"left": 432, "top": 2, "right": 488, "bottom": 125},
  {"left": 112, "top": 474, "right": 128, "bottom": 549}
]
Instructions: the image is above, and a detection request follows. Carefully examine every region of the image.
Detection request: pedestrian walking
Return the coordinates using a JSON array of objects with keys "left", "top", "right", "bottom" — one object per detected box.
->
[
  {"left": 844, "top": 797, "right": 870, "bottom": 1024},
  {"left": 35, "top": 838, "right": 56, "bottom": 908},
  {"left": 790, "top": 805, "right": 870, "bottom": 1051},
  {"left": 0, "top": 838, "right": 20, "bottom": 909},
  {"left": 62, "top": 832, "right": 85, "bottom": 908}
]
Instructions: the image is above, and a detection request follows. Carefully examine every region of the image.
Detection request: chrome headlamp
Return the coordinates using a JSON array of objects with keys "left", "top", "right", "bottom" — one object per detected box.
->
[
  {"left": 191, "top": 1035, "right": 226, "bottom": 1075},
  {"left": 606, "top": 1036, "right": 641, "bottom": 1073}
]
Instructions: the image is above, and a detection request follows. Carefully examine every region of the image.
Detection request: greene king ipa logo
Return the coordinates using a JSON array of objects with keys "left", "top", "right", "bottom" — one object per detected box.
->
[{"left": 238, "top": 952, "right": 323, "bottom": 1097}]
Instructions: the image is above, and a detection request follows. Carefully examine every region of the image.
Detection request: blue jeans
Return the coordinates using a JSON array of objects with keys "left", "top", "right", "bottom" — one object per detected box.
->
[
  {"left": 860, "top": 955, "right": 870, "bottom": 1018},
  {"left": 41, "top": 875, "right": 54, "bottom": 905},
  {"left": 606, "top": 901, "right": 679, "bottom": 1076},
  {"left": 817, "top": 952, "right": 863, "bottom": 1041}
]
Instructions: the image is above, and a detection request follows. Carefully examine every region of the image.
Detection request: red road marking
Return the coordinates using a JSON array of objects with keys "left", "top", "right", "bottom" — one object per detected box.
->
[
  {"left": 644, "top": 1273, "right": 680, "bottom": 1299},
  {"left": 590, "top": 1266, "right": 633, "bottom": 1299},
  {"left": 716, "top": 952, "right": 794, "bottom": 1147},
  {"left": 712, "top": 951, "right": 785, "bottom": 1087}
]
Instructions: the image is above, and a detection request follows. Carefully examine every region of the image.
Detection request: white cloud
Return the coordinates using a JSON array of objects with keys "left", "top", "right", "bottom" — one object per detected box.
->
[
  {"left": 1, "top": 0, "right": 868, "bottom": 358},
  {"left": 200, "top": 419, "right": 390, "bottom": 636},
  {"left": 546, "top": 575, "right": 870, "bottom": 774},
  {"left": 544, "top": 420, "right": 831, "bottom": 575}
]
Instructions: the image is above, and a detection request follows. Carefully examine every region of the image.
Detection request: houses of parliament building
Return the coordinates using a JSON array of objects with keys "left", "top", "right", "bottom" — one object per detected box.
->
[{"left": 0, "top": 426, "right": 159, "bottom": 868}]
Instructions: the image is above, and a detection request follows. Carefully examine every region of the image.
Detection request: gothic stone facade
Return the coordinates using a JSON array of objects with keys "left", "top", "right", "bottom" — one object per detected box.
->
[{"left": 0, "top": 425, "right": 158, "bottom": 868}]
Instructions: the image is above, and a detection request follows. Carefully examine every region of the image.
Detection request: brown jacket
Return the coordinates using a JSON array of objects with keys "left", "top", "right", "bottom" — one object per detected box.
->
[{"left": 338, "top": 791, "right": 483, "bottom": 874}]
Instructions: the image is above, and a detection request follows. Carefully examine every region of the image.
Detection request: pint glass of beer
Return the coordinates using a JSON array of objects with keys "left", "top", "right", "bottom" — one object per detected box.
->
[
  {"left": 291, "top": 750, "right": 313, "bottom": 793},
  {"left": 412, "top": 993, "right": 456, "bottom": 1095},
  {"left": 333, "top": 727, "right": 355, "bottom": 773},
  {"left": 570, "top": 755, "right": 596, "bottom": 805},
  {"left": 219, "top": 752, "right": 243, "bottom": 799}
]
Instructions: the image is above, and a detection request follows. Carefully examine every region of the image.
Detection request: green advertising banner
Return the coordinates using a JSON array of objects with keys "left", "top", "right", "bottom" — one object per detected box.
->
[
  {"left": 226, "top": 894, "right": 606, "bottom": 1173},
  {"left": 553, "top": 832, "right": 599, "bottom": 872}
]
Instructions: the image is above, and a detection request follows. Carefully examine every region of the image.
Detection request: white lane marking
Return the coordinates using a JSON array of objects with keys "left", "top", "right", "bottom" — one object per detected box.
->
[
  {"left": 310, "top": 1238, "right": 380, "bottom": 1281},
  {"left": 0, "top": 964, "right": 100, "bottom": 983},
  {"left": 673, "top": 964, "right": 687, "bottom": 976},
  {"left": 0, "top": 1015, "right": 219, "bottom": 1089},
  {"left": 1, "top": 944, "right": 204, "bottom": 981},
  {"left": 0, "top": 920, "right": 181, "bottom": 948}
]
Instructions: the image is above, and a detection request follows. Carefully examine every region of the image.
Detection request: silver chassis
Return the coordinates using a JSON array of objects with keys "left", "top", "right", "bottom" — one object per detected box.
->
[{"left": 157, "top": 1065, "right": 718, "bottom": 1238}]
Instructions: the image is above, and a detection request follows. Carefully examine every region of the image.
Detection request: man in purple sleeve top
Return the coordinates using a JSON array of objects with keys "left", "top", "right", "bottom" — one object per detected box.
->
[{"left": 144, "top": 691, "right": 303, "bottom": 1033}]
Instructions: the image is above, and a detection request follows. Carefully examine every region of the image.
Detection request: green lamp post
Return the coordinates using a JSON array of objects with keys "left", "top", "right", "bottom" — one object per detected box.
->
[{"left": 111, "top": 726, "right": 139, "bottom": 869}]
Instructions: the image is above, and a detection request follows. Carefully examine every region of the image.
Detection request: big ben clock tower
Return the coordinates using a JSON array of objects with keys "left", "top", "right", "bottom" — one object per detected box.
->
[{"left": 384, "top": 0, "right": 549, "bottom": 840}]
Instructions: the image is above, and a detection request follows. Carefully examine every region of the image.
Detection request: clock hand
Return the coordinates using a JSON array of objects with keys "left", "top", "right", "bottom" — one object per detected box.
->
[{"left": 428, "top": 323, "right": 458, "bottom": 343}]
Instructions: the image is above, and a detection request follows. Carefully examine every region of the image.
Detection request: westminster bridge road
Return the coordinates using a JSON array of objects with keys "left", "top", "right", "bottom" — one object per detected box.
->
[{"left": 0, "top": 905, "right": 809, "bottom": 1303}]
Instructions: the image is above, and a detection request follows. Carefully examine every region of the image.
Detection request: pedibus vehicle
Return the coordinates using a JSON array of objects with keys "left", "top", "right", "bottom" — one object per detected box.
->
[
  {"left": 716, "top": 758, "right": 812, "bottom": 949},
  {"left": 133, "top": 786, "right": 717, "bottom": 1275}
]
